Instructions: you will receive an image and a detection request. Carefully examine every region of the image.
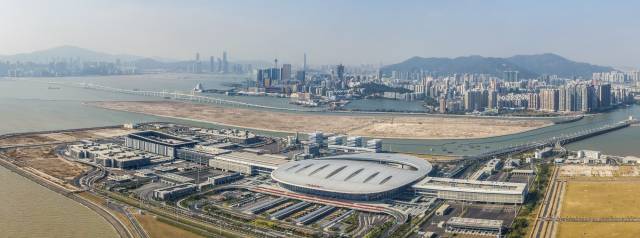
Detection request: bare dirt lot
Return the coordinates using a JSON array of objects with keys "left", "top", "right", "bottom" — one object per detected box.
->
[
  {"left": 90, "top": 101, "right": 552, "bottom": 139},
  {"left": 1, "top": 146, "right": 89, "bottom": 183},
  {"left": 0, "top": 128, "right": 133, "bottom": 147},
  {"left": 559, "top": 165, "right": 640, "bottom": 177},
  {"left": 0, "top": 134, "right": 56, "bottom": 146}
]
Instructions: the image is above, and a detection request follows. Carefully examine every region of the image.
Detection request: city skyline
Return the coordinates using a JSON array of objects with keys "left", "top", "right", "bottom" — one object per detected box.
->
[{"left": 2, "top": 0, "right": 640, "bottom": 67}]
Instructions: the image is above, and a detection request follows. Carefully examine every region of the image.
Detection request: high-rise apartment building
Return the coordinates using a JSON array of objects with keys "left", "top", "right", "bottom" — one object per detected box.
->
[
  {"left": 503, "top": 71, "right": 519, "bottom": 82},
  {"left": 597, "top": 83, "right": 611, "bottom": 109},
  {"left": 464, "top": 90, "right": 486, "bottom": 111},
  {"left": 439, "top": 96, "right": 447, "bottom": 113},
  {"left": 539, "top": 89, "right": 559, "bottom": 112},
  {"left": 488, "top": 90, "right": 498, "bottom": 109},
  {"left": 528, "top": 93, "right": 540, "bottom": 110}
]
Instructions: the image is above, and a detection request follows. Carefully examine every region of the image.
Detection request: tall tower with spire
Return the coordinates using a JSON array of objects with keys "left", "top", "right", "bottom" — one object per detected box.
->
[{"left": 303, "top": 53, "right": 307, "bottom": 72}]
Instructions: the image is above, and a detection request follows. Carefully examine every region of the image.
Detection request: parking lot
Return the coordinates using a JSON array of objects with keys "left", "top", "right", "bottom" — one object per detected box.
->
[{"left": 418, "top": 200, "right": 517, "bottom": 238}]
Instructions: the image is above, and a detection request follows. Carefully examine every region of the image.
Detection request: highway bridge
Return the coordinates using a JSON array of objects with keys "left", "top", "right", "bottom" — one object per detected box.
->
[
  {"left": 65, "top": 82, "right": 309, "bottom": 112},
  {"left": 464, "top": 119, "right": 635, "bottom": 161}
]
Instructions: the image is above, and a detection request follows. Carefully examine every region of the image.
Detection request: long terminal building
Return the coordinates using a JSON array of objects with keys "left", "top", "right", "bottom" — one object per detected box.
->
[
  {"left": 412, "top": 177, "right": 528, "bottom": 204},
  {"left": 125, "top": 131, "right": 197, "bottom": 158}
]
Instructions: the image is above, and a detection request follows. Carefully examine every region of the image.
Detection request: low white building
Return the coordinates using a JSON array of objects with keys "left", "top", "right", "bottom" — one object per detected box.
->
[
  {"left": 209, "top": 151, "right": 289, "bottom": 175},
  {"left": 153, "top": 183, "right": 197, "bottom": 200},
  {"left": 622, "top": 156, "right": 640, "bottom": 164},
  {"left": 412, "top": 177, "right": 528, "bottom": 204}
]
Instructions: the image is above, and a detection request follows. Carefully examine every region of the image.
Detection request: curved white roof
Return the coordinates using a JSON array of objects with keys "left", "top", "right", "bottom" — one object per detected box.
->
[{"left": 271, "top": 153, "right": 432, "bottom": 195}]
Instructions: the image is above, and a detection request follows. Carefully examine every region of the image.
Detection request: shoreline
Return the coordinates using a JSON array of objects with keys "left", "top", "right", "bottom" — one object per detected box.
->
[
  {"left": 0, "top": 141, "right": 132, "bottom": 238},
  {"left": 46, "top": 79, "right": 577, "bottom": 120},
  {"left": 87, "top": 101, "right": 553, "bottom": 140}
]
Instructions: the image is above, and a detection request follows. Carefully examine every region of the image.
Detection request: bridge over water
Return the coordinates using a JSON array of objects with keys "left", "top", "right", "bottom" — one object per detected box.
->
[{"left": 464, "top": 119, "right": 635, "bottom": 160}]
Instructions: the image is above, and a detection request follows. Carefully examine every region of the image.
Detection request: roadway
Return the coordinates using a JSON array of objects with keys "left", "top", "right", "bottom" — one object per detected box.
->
[
  {"left": 467, "top": 119, "right": 632, "bottom": 160},
  {"left": 177, "top": 184, "right": 320, "bottom": 238},
  {"left": 530, "top": 167, "right": 565, "bottom": 238},
  {"left": 62, "top": 148, "right": 149, "bottom": 238}
]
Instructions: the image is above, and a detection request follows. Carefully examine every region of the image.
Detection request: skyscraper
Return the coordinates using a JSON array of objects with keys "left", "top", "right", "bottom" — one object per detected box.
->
[
  {"left": 209, "top": 56, "right": 215, "bottom": 73},
  {"left": 597, "top": 83, "right": 611, "bottom": 109},
  {"left": 193, "top": 52, "right": 202, "bottom": 73},
  {"left": 336, "top": 64, "right": 345, "bottom": 81},
  {"left": 303, "top": 53, "right": 307, "bottom": 72},
  {"left": 222, "top": 51, "right": 228, "bottom": 74},
  {"left": 281, "top": 64, "right": 291, "bottom": 81}
]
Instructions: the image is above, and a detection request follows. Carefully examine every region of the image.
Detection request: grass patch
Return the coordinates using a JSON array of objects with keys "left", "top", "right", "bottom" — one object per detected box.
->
[
  {"left": 562, "top": 181, "right": 640, "bottom": 218},
  {"left": 135, "top": 213, "right": 206, "bottom": 238},
  {"left": 557, "top": 222, "right": 640, "bottom": 238}
]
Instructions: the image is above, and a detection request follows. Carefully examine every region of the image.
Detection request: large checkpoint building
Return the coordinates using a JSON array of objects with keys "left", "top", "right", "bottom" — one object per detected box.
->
[
  {"left": 412, "top": 177, "right": 528, "bottom": 204},
  {"left": 271, "top": 153, "right": 528, "bottom": 203},
  {"left": 125, "top": 131, "right": 197, "bottom": 158},
  {"left": 271, "top": 153, "right": 432, "bottom": 201},
  {"left": 119, "top": 130, "right": 528, "bottom": 203}
]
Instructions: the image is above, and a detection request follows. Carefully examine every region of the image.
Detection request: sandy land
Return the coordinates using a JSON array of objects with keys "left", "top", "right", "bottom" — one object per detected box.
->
[
  {"left": 0, "top": 128, "right": 134, "bottom": 146},
  {"left": 90, "top": 101, "right": 552, "bottom": 139}
]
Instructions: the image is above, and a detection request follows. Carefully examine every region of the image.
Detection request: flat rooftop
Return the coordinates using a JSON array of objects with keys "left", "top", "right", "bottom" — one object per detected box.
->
[
  {"left": 447, "top": 217, "right": 503, "bottom": 229},
  {"left": 214, "top": 152, "right": 289, "bottom": 170},
  {"left": 128, "top": 131, "right": 196, "bottom": 146},
  {"left": 157, "top": 173, "right": 195, "bottom": 183},
  {"left": 154, "top": 183, "right": 196, "bottom": 193},
  {"left": 412, "top": 177, "right": 527, "bottom": 195}
]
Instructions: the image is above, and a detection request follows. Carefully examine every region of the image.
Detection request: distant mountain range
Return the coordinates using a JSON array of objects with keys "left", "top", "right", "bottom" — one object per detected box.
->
[
  {"left": 0, "top": 46, "right": 274, "bottom": 70},
  {"left": 0, "top": 46, "right": 617, "bottom": 78},
  {"left": 382, "top": 53, "right": 614, "bottom": 79},
  {"left": 0, "top": 45, "right": 146, "bottom": 63}
]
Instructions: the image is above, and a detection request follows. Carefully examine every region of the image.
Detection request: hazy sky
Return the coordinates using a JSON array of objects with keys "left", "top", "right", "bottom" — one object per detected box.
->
[{"left": 1, "top": 0, "right": 639, "bottom": 67}]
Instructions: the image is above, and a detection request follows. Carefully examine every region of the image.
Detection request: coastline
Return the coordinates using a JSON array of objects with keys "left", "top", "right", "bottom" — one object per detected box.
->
[
  {"left": 0, "top": 142, "right": 132, "bottom": 238},
  {"left": 51, "top": 80, "right": 578, "bottom": 121}
]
